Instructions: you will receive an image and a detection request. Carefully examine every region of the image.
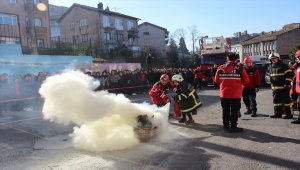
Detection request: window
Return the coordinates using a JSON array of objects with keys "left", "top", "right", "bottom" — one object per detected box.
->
[
  {"left": 115, "top": 18, "right": 123, "bottom": 30},
  {"left": 50, "top": 27, "right": 60, "bottom": 37},
  {"left": 24, "top": 0, "right": 40, "bottom": 4},
  {"left": 0, "top": 0, "right": 16, "bottom": 3},
  {"left": 81, "top": 34, "right": 88, "bottom": 42},
  {"left": 128, "top": 35, "right": 134, "bottom": 43},
  {"left": 117, "top": 34, "right": 124, "bottom": 41},
  {"left": 79, "top": 18, "right": 88, "bottom": 27},
  {"left": 34, "top": 18, "right": 42, "bottom": 27},
  {"left": 0, "top": 36, "right": 20, "bottom": 44},
  {"left": 33, "top": 0, "right": 40, "bottom": 4},
  {"left": 0, "top": 13, "right": 17, "bottom": 25},
  {"left": 103, "top": 15, "right": 110, "bottom": 27},
  {"left": 70, "top": 22, "right": 74, "bottom": 29},
  {"left": 143, "top": 32, "right": 149, "bottom": 35},
  {"left": 104, "top": 32, "right": 111, "bottom": 41},
  {"left": 127, "top": 21, "right": 134, "bottom": 30},
  {"left": 72, "top": 36, "right": 76, "bottom": 44},
  {"left": 37, "top": 39, "right": 44, "bottom": 48}
]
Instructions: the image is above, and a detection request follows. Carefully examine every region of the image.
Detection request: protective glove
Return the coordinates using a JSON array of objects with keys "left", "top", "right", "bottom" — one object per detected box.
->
[
  {"left": 255, "top": 88, "right": 259, "bottom": 93},
  {"left": 173, "top": 87, "right": 177, "bottom": 93},
  {"left": 160, "top": 93, "right": 166, "bottom": 98}
]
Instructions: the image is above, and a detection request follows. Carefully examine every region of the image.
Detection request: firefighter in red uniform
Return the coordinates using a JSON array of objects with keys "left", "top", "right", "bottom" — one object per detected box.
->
[
  {"left": 193, "top": 66, "right": 204, "bottom": 90},
  {"left": 242, "top": 57, "right": 261, "bottom": 117},
  {"left": 265, "top": 52, "right": 293, "bottom": 119},
  {"left": 291, "top": 50, "right": 300, "bottom": 124},
  {"left": 149, "top": 74, "right": 174, "bottom": 107},
  {"left": 214, "top": 53, "right": 249, "bottom": 132}
]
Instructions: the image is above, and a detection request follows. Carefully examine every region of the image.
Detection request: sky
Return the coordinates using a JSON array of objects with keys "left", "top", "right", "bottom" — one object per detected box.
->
[{"left": 49, "top": 0, "right": 300, "bottom": 47}]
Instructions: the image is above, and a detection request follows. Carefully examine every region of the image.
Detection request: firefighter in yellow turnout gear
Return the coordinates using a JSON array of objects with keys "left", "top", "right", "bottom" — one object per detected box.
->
[
  {"left": 266, "top": 52, "right": 293, "bottom": 119},
  {"left": 172, "top": 74, "right": 202, "bottom": 124}
]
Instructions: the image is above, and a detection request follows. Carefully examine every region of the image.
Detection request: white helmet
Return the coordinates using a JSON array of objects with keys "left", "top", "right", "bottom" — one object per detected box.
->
[
  {"left": 268, "top": 52, "right": 280, "bottom": 60},
  {"left": 172, "top": 74, "right": 184, "bottom": 82}
]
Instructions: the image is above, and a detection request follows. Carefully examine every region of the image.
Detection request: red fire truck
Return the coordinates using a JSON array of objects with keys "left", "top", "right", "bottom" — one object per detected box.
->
[{"left": 197, "top": 36, "right": 233, "bottom": 86}]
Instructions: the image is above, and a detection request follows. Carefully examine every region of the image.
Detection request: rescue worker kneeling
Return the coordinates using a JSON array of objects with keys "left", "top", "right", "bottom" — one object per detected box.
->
[
  {"left": 266, "top": 52, "right": 293, "bottom": 119},
  {"left": 172, "top": 74, "right": 202, "bottom": 124}
]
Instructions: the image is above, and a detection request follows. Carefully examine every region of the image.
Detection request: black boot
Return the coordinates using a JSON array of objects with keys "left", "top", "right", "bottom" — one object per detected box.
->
[
  {"left": 283, "top": 114, "right": 293, "bottom": 119},
  {"left": 178, "top": 118, "right": 186, "bottom": 123},
  {"left": 291, "top": 119, "right": 300, "bottom": 124},
  {"left": 251, "top": 111, "right": 257, "bottom": 117},
  {"left": 270, "top": 114, "right": 282, "bottom": 118},
  {"left": 244, "top": 109, "right": 251, "bottom": 115}
]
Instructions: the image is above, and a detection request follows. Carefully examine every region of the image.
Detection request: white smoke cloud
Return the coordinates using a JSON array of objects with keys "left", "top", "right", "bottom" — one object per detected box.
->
[{"left": 39, "top": 70, "right": 171, "bottom": 152}]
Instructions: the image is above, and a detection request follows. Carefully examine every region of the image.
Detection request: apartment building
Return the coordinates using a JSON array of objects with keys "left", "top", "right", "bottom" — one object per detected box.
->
[
  {"left": 0, "top": 0, "right": 50, "bottom": 48},
  {"left": 138, "top": 22, "right": 169, "bottom": 57},
  {"left": 241, "top": 23, "right": 300, "bottom": 60},
  {"left": 59, "top": 3, "right": 140, "bottom": 57},
  {"left": 49, "top": 4, "right": 68, "bottom": 38}
]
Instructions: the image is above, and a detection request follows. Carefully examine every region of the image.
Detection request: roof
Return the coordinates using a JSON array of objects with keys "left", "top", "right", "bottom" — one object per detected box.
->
[
  {"left": 241, "top": 27, "right": 300, "bottom": 45},
  {"left": 59, "top": 3, "right": 140, "bottom": 22},
  {"left": 138, "top": 22, "right": 168, "bottom": 32}
]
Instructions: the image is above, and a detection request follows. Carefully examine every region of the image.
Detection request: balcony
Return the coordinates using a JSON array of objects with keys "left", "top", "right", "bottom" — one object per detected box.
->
[
  {"left": 0, "top": 24, "right": 20, "bottom": 37},
  {"left": 34, "top": 26, "right": 47, "bottom": 36},
  {"left": 127, "top": 40, "right": 139, "bottom": 47},
  {"left": 127, "top": 28, "right": 138, "bottom": 34},
  {"left": 104, "top": 39, "right": 116, "bottom": 44},
  {"left": 104, "top": 25, "right": 115, "bottom": 31}
]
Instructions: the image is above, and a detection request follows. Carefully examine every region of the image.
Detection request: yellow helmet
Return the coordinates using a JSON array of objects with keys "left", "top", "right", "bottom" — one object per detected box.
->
[{"left": 268, "top": 52, "right": 280, "bottom": 60}]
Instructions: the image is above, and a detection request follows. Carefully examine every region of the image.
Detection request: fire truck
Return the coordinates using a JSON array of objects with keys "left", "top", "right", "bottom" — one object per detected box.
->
[{"left": 197, "top": 36, "right": 232, "bottom": 86}]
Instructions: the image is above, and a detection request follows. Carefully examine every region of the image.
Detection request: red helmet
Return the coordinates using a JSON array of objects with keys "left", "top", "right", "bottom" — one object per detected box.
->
[
  {"left": 295, "top": 50, "right": 300, "bottom": 58},
  {"left": 160, "top": 74, "right": 169, "bottom": 82},
  {"left": 244, "top": 57, "right": 252, "bottom": 63}
]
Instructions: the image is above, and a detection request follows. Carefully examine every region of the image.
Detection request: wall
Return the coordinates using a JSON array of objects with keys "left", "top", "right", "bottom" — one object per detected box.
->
[
  {"left": 277, "top": 28, "right": 300, "bottom": 55},
  {"left": 0, "top": 44, "right": 92, "bottom": 74}
]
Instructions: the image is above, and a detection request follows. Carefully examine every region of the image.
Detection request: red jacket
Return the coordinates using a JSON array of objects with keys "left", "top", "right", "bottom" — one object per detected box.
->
[
  {"left": 243, "top": 66, "right": 260, "bottom": 88},
  {"left": 149, "top": 81, "right": 174, "bottom": 106},
  {"left": 214, "top": 61, "right": 249, "bottom": 98},
  {"left": 194, "top": 68, "right": 204, "bottom": 79},
  {"left": 294, "top": 63, "right": 300, "bottom": 93}
]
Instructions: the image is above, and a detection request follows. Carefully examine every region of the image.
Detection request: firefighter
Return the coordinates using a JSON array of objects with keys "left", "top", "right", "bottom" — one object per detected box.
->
[
  {"left": 265, "top": 52, "right": 293, "bottom": 119},
  {"left": 291, "top": 50, "right": 300, "bottom": 124},
  {"left": 193, "top": 66, "right": 204, "bottom": 90},
  {"left": 149, "top": 74, "right": 174, "bottom": 107},
  {"left": 211, "top": 64, "right": 219, "bottom": 89},
  {"left": 214, "top": 53, "right": 249, "bottom": 132},
  {"left": 242, "top": 57, "right": 261, "bottom": 117},
  {"left": 172, "top": 74, "right": 202, "bottom": 124}
]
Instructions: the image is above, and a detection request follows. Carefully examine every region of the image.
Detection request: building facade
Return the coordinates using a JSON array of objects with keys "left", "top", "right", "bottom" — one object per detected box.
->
[
  {"left": 49, "top": 4, "right": 68, "bottom": 38},
  {"left": 241, "top": 23, "right": 300, "bottom": 62},
  {"left": 0, "top": 0, "right": 50, "bottom": 50},
  {"left": 138, "top": 22, "right": 169, "bottom": 57},
  {"left": 59, "top": 3, "right": 140, "bottom": 58}
]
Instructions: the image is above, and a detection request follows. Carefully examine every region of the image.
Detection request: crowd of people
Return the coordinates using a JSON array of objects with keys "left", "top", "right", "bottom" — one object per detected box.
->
[{"left": 0, "top": 72, "right": 49, "bottom": 112}]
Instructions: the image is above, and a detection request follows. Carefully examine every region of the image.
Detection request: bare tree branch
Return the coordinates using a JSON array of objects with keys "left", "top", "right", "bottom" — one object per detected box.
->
[{"left": 188, "top": 25, "right": 200, "bottom": 54}]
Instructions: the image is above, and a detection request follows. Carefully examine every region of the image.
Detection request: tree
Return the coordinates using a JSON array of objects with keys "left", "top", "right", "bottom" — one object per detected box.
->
[
  {"left": 188, "top": 25, "right": 200, "bottom": 54},
  {"left": 173, "top": 28, "right": 186, "bottom": 43},
  {"left": 179, "top": 37, "right": 189, "bottom": 54},
  {"left": 167, "top": 37, "right": 179, "bottom": 67}
]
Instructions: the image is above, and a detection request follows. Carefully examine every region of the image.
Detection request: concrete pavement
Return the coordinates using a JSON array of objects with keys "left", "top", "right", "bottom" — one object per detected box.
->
[{"left": 0, "top": 88, "right": 300, "bottom": 170}]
